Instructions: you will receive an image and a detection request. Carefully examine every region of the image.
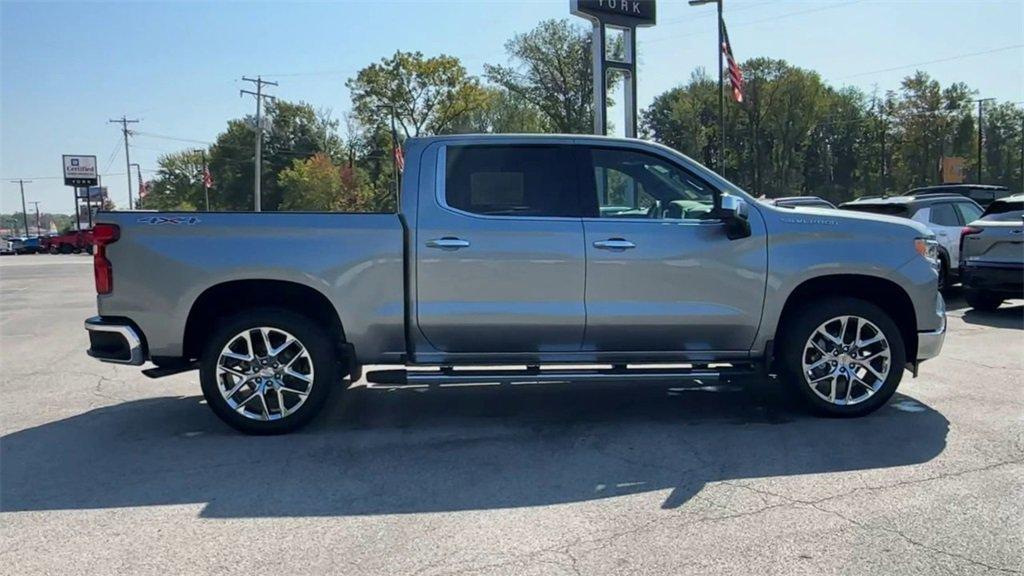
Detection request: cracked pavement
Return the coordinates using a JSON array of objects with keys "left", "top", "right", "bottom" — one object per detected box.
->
[{"left": 1, "top": 255, "right": 1022, "bottom": 575}]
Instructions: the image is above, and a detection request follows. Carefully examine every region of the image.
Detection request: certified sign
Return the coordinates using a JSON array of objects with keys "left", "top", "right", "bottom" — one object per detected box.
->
[
  {"left": 63, "top": 155, "right": 98, "bottom": 187},
  {"left": 571, "top": 0, "right": 656, "bottom": 27}
]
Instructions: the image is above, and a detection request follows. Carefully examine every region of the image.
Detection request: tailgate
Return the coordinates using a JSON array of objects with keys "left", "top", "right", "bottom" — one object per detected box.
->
[{"left": 963, "top": 221, "right": 1024, "bottom": 265}]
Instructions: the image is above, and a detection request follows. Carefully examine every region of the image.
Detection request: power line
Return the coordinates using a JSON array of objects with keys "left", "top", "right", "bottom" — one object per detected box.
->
[{"left": 833, "top": 44, "right": 1024, "bottom": 81}]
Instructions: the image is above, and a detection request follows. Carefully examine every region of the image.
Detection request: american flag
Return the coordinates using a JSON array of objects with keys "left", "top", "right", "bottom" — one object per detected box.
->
[
  {"left": 393, "top": 143, "right": 405, "bottom": 174},
  {"left": 202, "top": 166, "right": 213, "bottom": 189},
  {"left": 721, "top": 20, "right": 744, "bottom": 103}
]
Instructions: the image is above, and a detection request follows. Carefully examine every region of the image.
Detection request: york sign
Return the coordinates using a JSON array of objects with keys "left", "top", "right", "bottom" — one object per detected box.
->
[
  {"left": 571, "top": 0, "right": 656, "bottom": 27},
  {"left": 62, "top": 154, "right": 98, "bottom": 187}
]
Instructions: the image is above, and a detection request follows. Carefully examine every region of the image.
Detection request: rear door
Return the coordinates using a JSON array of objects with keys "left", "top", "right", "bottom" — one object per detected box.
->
[
  {"left": 926, "top": 201, "right": 965, "bottom": 266},
  {"left": 578, "top": 145, "right": 768, "bottom": 353},
  {"left": 415, "top": 143, "right": 586, "bottom": 353}
]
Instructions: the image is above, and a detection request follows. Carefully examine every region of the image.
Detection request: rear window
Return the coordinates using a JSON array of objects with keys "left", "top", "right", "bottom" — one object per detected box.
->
[
  {"left": 981, "top": 199, "right": 1024, "bottom": 221},
  {"left": 840, "top": 204, "right": 908, "bottom": 218},
  {"left": 444, "top": 145, "right": 578, "bottom": 217}
]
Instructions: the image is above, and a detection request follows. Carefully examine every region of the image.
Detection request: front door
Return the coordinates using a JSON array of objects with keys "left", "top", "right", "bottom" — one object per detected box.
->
[
  {"left": 579, "top": 146, "right": 768, "bottom": 353},
  {"left": 415, "top": 143, "right": 586, "bottom": 353}
]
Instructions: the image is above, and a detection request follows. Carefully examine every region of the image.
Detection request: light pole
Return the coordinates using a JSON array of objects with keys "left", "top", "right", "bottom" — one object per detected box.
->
[
  {"left": 973, "top": 98, "right": 995, "bottom": 183},
  {"left": 689, "top": 0, "right": 724, "bottom": 174}
]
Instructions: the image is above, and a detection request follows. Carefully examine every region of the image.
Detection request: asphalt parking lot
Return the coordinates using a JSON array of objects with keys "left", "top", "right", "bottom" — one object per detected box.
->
[{"left": 1, "top": 255, "right": 1021, "bottom": 575}]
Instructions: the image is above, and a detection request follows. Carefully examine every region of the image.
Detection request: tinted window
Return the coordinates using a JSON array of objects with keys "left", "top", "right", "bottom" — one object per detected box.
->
[
  {"left": 587, "top": 148, "right": 717, "bottom": 220},
  {"left": 444, "top": 146, "right": 578, "bottom": 217},
  {"left": 840, "top": 204, "right": 908, "bottom": 217},
  {"left": 981, "top": 199, "right": 1024, "bottom": 221},
  {"left": 955, "top": 202, "right": 983, "bottom": 224},
  {"left": 928, "top": 202, "right": 960, "bottom": 226}
]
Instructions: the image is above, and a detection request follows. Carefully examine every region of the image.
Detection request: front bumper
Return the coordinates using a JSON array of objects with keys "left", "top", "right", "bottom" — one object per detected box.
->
[
  {"left": 916, "top": 291, "right": 946, "bottom": 362},
  {"left": 85, "top": 316, "right": 145, "bottom": 365}
]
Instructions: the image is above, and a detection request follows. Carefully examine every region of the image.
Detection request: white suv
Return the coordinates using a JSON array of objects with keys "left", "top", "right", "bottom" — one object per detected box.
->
[{"left": 840, "top": 193, "right": 983, "bottom": 289}]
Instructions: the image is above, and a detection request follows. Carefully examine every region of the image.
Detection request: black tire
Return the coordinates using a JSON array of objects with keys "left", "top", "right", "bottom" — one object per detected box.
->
[
  {"left": 779, "top": 297, "right": 906, "bottom": 417},
  {"left": 936, "top": 257, "right": 949, "bottom": 292},
  {"left": 964, "top": 289, "right": 1003, "bottom": 312},
  {"left": 199, "top": 308, "right": 339, "bottom": 435}
]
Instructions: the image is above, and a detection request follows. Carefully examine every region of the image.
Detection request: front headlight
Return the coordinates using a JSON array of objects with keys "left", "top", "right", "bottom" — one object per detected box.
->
[{"left": 915, "top": 237, "right": 940, "bottom": 265}]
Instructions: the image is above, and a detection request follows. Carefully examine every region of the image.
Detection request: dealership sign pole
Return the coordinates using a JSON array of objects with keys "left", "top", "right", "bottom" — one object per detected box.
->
[
  {"left": 63, "top": 155, "right": 98, "bottom": 232},
  {"left": 571, "top": 0, "right": 656, "bottom": 138}
]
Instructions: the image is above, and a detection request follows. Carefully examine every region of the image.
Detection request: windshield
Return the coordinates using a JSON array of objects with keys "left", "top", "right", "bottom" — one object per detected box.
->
[{"left": 981, "top": 199, "right": 1024, "bottom": 221}]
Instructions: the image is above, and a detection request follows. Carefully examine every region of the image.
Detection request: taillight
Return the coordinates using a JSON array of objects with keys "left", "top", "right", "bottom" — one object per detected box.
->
[
  {"left": 93, "top": 224, "right": 120, "bottom": 294},
  {"left": 959, "top": 226, "right": 981, "bottom": 255}
]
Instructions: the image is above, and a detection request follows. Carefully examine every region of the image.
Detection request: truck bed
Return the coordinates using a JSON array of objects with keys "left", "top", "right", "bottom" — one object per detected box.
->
[{"left": 95, "top": 212, "right": 407, "bottom": 361}]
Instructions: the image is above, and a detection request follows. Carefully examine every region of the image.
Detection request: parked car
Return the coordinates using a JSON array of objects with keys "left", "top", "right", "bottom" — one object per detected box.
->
[
  {"left": 840, "top": 193, "right": 983, "bottom": 289},
  {"left": 42, "top": 229, "right": 94, "bottom": 254},
  {"left": 908, "top": 184, "right": 1011, "bottom": 208},
  {"left": 9, "top": 236, "right": 43, "bottom": 255},
  {"left": 84, "top": 135, "right": 946, "bottom": 434},
  {"left": 960, "top": 193, "right": 1024, "bottom": 311},
  {"left": 764, "top": 196, "right": 836, "bottom": 209}
]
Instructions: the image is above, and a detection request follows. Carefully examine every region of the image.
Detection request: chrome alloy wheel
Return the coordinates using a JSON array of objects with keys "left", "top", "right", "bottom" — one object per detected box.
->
[
  {"left": 801, "top": 315, "right": 891, "bottom": 406},
  {"left": 216, "top": 327, "right": 315, "bottom": 421}
]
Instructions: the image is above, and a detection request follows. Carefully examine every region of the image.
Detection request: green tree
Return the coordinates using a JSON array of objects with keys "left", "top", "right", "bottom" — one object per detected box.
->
[
  {"left": 278, "top": 153, "right": 377, "bottom": 212},
  {"left": 347, "top": 50, "right": 489, "bottom": 138},
  {"left": 205, "top": 100, "right": 344, "bottom": 211},
  {"left": 137, "top": 150, "right": 205, "bottom": 211},
  {"left": 485, "top": 19, "right": 607, "bottom": 133}
]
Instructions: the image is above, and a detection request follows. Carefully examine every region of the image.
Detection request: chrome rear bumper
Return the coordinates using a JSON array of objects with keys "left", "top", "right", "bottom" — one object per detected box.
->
[{"left": 85, "top": 316, "right": 145, "bottom": 365}]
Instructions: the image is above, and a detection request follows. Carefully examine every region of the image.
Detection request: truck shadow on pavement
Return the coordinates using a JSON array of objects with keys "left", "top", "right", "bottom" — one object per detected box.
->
[{"left": 0, "top": 379, "right": 948, "bottom": 518}]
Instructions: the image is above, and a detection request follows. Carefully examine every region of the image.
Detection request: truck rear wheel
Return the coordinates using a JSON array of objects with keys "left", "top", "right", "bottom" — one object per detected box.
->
[
  {"left": 779, "top": 297, "right": 906, "bottom": 417},
  {"left": 199, "top": 308, "right": 338, "bottom": 435}
]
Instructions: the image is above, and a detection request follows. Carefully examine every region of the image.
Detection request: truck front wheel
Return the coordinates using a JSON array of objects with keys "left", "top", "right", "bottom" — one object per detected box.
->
[
  {"left": 779, "top": 297, "right": 906, "bottom": 417},
  {"left": 199, "top": 308, "right": 338, "bottom": 434}
]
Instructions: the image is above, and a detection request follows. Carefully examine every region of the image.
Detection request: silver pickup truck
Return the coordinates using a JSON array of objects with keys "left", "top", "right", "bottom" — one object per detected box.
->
[{"left": 85, "top": 134, "right": 946, "bottom": 434}]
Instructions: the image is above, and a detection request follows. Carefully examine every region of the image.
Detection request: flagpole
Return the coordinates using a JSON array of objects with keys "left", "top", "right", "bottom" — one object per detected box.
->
[{"left": 718, "top": 0, "right": 725, "bottom": 176}]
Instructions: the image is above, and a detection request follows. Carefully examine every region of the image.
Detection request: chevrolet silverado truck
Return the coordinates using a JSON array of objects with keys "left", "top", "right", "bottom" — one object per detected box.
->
[{"left": 85, "top": 135, "right": 946, "bottom": 434}]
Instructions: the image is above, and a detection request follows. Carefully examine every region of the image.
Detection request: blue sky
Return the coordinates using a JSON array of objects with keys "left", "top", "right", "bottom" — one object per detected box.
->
[{"left": 2, "top": 0, "right": 1022, "bottom": 214}]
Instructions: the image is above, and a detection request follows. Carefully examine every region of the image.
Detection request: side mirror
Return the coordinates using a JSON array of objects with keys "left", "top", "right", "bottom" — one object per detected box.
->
[{"left": 719, "top": 195, "right": 752, "bottom": 240}]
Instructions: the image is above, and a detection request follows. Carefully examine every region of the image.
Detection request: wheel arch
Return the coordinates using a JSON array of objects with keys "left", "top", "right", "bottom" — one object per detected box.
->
[
  {"left": 775, "top": 274, "right": 917, "bottom": 367},
  {"left": 183, "top": 279, "right": 350, "bottom": 367}
]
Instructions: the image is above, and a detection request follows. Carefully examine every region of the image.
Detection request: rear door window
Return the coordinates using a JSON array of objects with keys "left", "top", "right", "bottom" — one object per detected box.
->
[
  {"left": 444, "top": 145, "right": 579, "bottom": 218},
  {"left": 928, "top": 202, "right": 960, "bottom": 226},
  {"left": 955, "top": 202, "right": 983, "bottom": 224}
]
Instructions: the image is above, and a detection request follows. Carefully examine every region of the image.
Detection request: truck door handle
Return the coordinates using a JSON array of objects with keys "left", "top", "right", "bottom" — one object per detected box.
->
[
  {"left": 426, "top": 237, "right": 470, "bottom": 250},
  {"left": 593, "top": 238, "right": 636, "bottom": 250}
]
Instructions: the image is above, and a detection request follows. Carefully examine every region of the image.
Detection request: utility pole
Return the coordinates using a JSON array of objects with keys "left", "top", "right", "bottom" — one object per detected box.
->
[
  {"left": 973, "top": 98, "right": 994, "bottom": 183},
  {"left": 202, "top": 150, "right": 211, "bottom": 211},
  {"left": 109, "top": 116, "right": 140, "bottom": 209},
  {"left": 28, "top": 201, "right": 41, "bottom": 234},
  {"left": 130, "top": 163, "right": 143, "bottom": 208},
  {"left": 241, "top": 76, "right": 277, "bottom": 212},
  {"left": 9, "top": 179, "right": 31, "bottom": 237}
]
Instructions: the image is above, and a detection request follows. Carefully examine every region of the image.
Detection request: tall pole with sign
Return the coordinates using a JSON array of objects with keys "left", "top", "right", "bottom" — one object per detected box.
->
[
  {"left": 63, "top": 155, "right": 98, "bottom": 232},
  {"left": 571, "top": 0, "right": 656, "bottom": 138}
]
